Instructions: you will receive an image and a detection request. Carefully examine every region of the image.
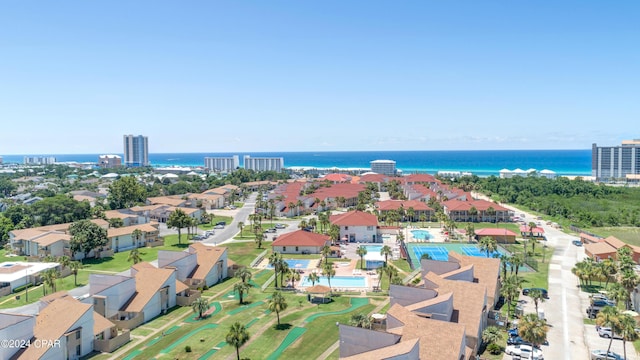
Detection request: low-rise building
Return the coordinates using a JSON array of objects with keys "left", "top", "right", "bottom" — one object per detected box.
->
[
  {"left": 0, "top": 313, "right": 36, "bottom": 360},
  {"left": 271, "top": 230, "right": 331, "bottom": 254},
  {"left": 330, "top": 211, "right": 379, "bottom": 243}
]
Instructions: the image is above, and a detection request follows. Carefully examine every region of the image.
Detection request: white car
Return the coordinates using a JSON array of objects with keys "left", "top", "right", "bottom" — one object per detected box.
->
[
  {"left": 597, "top": 327, "right": 622, "bottom": 339},
  {"left": 505, "top": 344, "right": 544, "bottom": 360},
  {"left": 591, "top": 350, "right": 623, "bottom": 360}
]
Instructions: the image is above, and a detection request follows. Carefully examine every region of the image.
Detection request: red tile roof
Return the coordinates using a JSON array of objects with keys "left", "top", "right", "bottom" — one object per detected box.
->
[
  {"left": 376, "top": 200, "right": 433, "bottom": 211},
  {"left": 323, "top": 173, "right": 352, "bottom": 182},
  {"left": 475, "top": 228, "right": 517, "bottom": 236},
  {"left": 443, "top": 199, "right": 508, "bottom": 212},
  {"left": 519, "top": 225, "right": 545, "bottom": 234},
  {"left": 271, "top": 230, "right": 330, "bottom": 247},
  {"left": 330, "top": 211, "right": 378, "bottom": 226},
  {"left": 401, "top": 174, "right": 438, "bottom": 184}
]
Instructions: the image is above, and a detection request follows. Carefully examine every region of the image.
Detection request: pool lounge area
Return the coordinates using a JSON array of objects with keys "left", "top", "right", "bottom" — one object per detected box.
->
[{"left": 299, "top": 275, "right": 368, "bottom": 288}]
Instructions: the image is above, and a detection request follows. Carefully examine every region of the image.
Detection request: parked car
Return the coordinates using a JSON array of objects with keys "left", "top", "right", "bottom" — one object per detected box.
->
[
  {"left": 591, "top": 350, "right": 623, "bottom": 360},
  {"left": 214, "top": 224, "right": 224, "bottom": 229},
  {"left": 507, "top": 336, "right": 530, "bottom": 346},
  {"left": 505, "top": 344, "right": 544, "bottom": 360},
  {"left": 216, "top": 221, "right": 226, "bottom": 226},
  {"left": 598, "top": 327, "right": 623, "bottom": 339},
  {"left": 507, "top": 327, "right": 519, "bottom": 337},
  {"left": 265, "top": 228, "right": 277, "bottom": 233},
  {"left": 587, "top": 306, "right": 602, "bottom": 319},
  {"left": 275, "top": 224, "right": 286, "bottom": 229},
  {"left": 522, "top": 288, "right": 549, "bottom": 298},
  {"left": 572, "top": 240, "right": 583, "bottom": 247},
  {"left": 591, "top": 299, "right": 616, "bottom": 307}
]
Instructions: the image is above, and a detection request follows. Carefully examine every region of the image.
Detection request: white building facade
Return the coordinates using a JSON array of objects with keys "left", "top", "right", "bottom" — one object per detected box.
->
[
  {"left": 243, "top": 156, "right": 284, "bottom": 172},
  {"left": 204, "top": 156, "right": 239, "bottom": 172},
  {"left": 370, "top": 160, "right": 396, "bottom": 176},
  {"left": 123, "top": 135, "right": 149, "bottom": 167}
]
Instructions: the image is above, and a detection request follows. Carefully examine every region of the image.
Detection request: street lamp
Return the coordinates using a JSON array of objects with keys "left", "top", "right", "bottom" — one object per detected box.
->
[{"left": 25, "top": 268, "right": 30, "bottom": 302}]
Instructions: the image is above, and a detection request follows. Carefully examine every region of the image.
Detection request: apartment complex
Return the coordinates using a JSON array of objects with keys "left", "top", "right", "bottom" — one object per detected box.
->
[
  {"left": 592, "top": 139, "right": 640, "bottom": 181},
  {"left": 98, "top": 154, "right": 122, "bottom": 169},
  {"left": 123, "top": 135, "right": 149, "bottom": 167},
  {"left": 204, "top": 155, "right": 239, "bottom": 172},
  {"left": 23, "top": 156, "right": 56, "bottom": 165},
  {"left": 370, "top": 159, "right": 396, "bottom": 176},
  {"left": 243, "top": 155, "right": 284, "bottom": 172}
]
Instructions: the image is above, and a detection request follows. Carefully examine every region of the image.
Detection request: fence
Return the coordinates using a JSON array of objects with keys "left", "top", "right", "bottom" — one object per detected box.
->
[{"left": 250, "top": 249, "right": 269, "bottom": 268}]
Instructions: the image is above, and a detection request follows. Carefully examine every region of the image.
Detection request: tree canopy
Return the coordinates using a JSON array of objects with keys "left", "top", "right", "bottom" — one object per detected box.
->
[
  {"left": 69, "top": 220, "right": 109, "bottom": 259},
  {"left": 107, "top": 176, "right": 147, "bottom": 209}
]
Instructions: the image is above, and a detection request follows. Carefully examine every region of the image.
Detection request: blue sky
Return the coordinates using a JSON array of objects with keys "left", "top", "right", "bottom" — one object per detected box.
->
[{"left": 1, "top": 1, "right": 638, "bottom": 154}]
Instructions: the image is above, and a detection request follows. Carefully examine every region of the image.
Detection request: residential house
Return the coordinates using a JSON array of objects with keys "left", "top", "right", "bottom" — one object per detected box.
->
[
  {"left": 158, "top": 243, "right": 228, "bottom": 289},
  {"left": 0, "top": 313, "right": 35, "bottom": 360},
  {"left": 104, "top": 209, "right": 148, "bottom": 227},
  {"left": 330, "top": 211, "right": 379, "bottom": 243},
  {"left": 122, "top": 264, "right": 177, "bottom": 325},
  {"left": 15, "top": 297, "right": 94, "bottom": 360},
  {"left": 519, "top": 225, "right": 545, "bottom": 239},
  {"left": 376, "top": 200, "right": 434, "bottom": 222},
  {"left": 271, "top": 230, "right": 331, "bottom": 254},
  {"left": 107, "top": 223, "right": 161, "bottom": 253},
  {"left": 442, "top": 199, "right": 510, "bottom": 223}
]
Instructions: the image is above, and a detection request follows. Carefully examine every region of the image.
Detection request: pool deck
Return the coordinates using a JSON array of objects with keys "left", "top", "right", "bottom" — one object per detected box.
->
[{"left": 405, "top": 226, "right": 449, "bottom": 243}]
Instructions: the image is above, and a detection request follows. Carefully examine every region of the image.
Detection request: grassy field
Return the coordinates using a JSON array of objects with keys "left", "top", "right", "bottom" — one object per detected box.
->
[
  {"left": 584, "top": 226, "right": 640, "bottom": 246},
  {"left": 0, "top": 270, "right": 91, "bottom": 309},
  {"left": 222, "top": 241, "right": 269, "bottom": 266}
]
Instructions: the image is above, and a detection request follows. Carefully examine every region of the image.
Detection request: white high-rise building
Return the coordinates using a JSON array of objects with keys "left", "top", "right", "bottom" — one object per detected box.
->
[
  {"left": 370, "top": 159, "right": 396, "bottom": 176},
  {"left": 123, "top": 135, "right": 149, "bottom": 167},
  {"left": 23, "top": 156, "right": 56, "bottom": 165},
  {"left": 243, "top": 156, "right": 284, "bottom": 172},
  {"left": 592, "top": 140, "right": 640, "bottom": 181},
  {"left": 204, "top": 156, "right": 239, "bottom": 172}
]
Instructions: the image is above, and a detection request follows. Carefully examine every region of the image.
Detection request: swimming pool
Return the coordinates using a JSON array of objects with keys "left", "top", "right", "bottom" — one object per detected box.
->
[
  {"left": 299, "top": 275, "right": 367, "bottom": 288},
  {"left": 411, "top": 230, "right": 433, "bottom": 240},
  {"left": 407, "top": 243, "right": 530, "bottom": 272},
  {"left": 267, "top": 259, "right": 310, "bottom": 269}
]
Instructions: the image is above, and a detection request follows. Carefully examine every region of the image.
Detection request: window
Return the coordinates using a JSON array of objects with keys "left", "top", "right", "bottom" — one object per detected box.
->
[
  {"left": 367, "top": 226, "right": 373, "bottom": 231},
  {"left": 295, "top": 246, "right": 299, "bottom": 251},
  {"left": 345, "top": 226, "right": 349, "bottom": 230},
  {"left": 283, "top": 247, "right": 286, "bottom": 252},
  {"left": 76, "top": 344, "right": 81, "bottom": 356},
  {"left": 76, "top": 331, "right": 81, "bottom": 339}
]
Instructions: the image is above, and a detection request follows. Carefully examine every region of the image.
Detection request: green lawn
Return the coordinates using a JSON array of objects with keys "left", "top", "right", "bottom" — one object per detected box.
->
[
  {"left": 222, "top": 241, "right": 268, "bottom": 266},
  {"left": 0, "top": 249, "right": 21, "bottom": 263},
  {"left": 233, "top": 202, "right": 244, "bottom": 208},
  {"left": 584, "top": 226, "right": 640, "bottom": 246},
  {"left": 0, "top": 270, "right": 91, "bottom": 309}
]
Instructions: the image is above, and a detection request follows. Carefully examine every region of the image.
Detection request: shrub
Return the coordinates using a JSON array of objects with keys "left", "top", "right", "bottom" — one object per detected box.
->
[
  {"left": 185, "top": 345, "right": 192, "bottom": 353},
  {"left": 487, "top": 343, "right": 502, "bottom": 355},
  {"left": 203, "top": 285, "right": 209, "bottom": 291}
]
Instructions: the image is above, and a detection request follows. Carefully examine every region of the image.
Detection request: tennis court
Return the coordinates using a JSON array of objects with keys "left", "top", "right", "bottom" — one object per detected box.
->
[
  {"left": 461, "top": 246, "right": 501, "bottom": 258},
  {"left": 411, "top": 245, "right": 449, "bottom": 261}
]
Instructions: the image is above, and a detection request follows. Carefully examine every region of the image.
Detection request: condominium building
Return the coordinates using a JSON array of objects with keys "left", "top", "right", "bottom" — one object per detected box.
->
[
  {"left": 204, "top": 156, "right": 239, "bottom": 172},
  {"left": 243, "top": 156, "right": 284, "bottom": 172},
  {"left": 592, "top": 140, "right": 640, "bottom": 181},
  {"left": 23, "top": 156, "right": 56, "bottom": 165},
  {"left": 98, "top": 155, "right": 122, "bottom": 169},
  {"left": 123, "top": 135, "right": 149, "bottom": 167},
  {"left": 370, "top": 159, "right": 396, "bottom": 176}
]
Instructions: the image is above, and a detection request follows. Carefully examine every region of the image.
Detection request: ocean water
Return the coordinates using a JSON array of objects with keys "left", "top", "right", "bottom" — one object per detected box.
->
[{"left": 0, "top": 150, "right": 592, "bottom": 176}]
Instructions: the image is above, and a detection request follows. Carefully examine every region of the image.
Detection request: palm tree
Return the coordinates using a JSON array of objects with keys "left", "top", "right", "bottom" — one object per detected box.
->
[
  {"left": 385, "top": 265, "right": 398, "bottom": 290},
  {"left": 69, "top": 261, "right": 83, "bottom": 286},
  {"left": 226, "top": 322, "right": 250, "bottom": 360},
  {"left": 501, "top": 274, "right": 523, "bottom": 328},
  {"left": 511, "top": 254, "right": 524, "bottom": 277},
  {"left": 479, "top": 236, "right": 497, "bottom": 258},
  {"left": 234, "top": 282, "right": 251, "bottom": 305},
  {"left": 132, "top": 229, "right": 143, "bottom": 247},
  {"left": 287, "top": 202, "right": 296, "bottom": 217},
  {"left": 350, "top": 313, "right": 372, "bottom": 329},
  {"left": 328, "top": 225, "right": 340, "bottom": 244},
  {"left": 191, "top": 297, "right": 209, "bottom": 319},
  {"left": 236, "top": 267, "right": 252, "bottom": 284},
  {"left": 321, "top": 245, "right": 331, "bottom": 263},
  {"left": 607, "top": 282, "right": 629, "bottom": 309},
  {"left": 57, "top": 256, "right": 71, "bottom": 271},
  {"left": 298, "top": 220, "right": 308, "bottom": 230},
  {"left": 287, "top": 268, "right": 300, "bottom": 287},
  {"left": 128, "top": 248, "right": 142, "bottom": 264},
  {"left": 296, "top": 200, "right": 304, "bottom": 216},
  {"left": 464, "top": 223, "right": 475, "bottom": 242},
  {"left": 619, "top": 313, "right": 639, "bottom": 359},
  {"left": 279, "top": 261, "right": 289, "bottom": 288},
  {"left": 237, "top": 221, "right": 245, "bottom": 237},
  {"left": 380, "top": 245, "right": 392, "bottom": 267},
  {"left": 42, "top": 268, "right": 59, "bottom": 295},
  {"left": 599, "top": 258, "right": 618, "bottom": 288},
  {"left": 322, "top": 261, "right": 335, "bottom": 292},
  {"left": 406, "top": 207, "right": 415, "bottom": 225},
  {"left": 499, "top": 254, "right": 510, "bottom": 280},
  {"left": 269, "top": 252, "right": 281, "bottom": 288},
  {"left": 268, "top": 291, "right": 288, "bottom": 325},
  {"left": 619, "top": 270, "right": 640, "bottom": 309},
  {"left": 596, "top": 306, "right": 622, "bottom": 355},
  {"left": 254, "top": 229, "right": 265, "bottom": 249},
  {"left": 528, "top": 288, "right": 545, "bottom": 316},
  {"left": 167, "top": 209, "right": 191, "bottom": 245},
  {"left": 419, "top": 213, "right": 427, "bottom": 227},
  {"left": 482, "top": 326, "right": 502, "bottom": 347},
  {"left": 308, "top": 272, "right": 320, "bottom": 286},
  {"left": 356, "top": 246, "right": 368, "bottom": 270},
  {"left": 309, "top": 218, "right": 317, "bottom": 230},
  {"left": 468, "top": 206, "right": 478, "bottom": 222},
  {"left": 518, "top": 313, "right": 549, "bottom": 349}
]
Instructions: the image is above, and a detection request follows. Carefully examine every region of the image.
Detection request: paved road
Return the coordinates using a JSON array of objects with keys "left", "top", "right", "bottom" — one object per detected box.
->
[{"left": 203, "top": 193, "right": 257, "bottom": 245}]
